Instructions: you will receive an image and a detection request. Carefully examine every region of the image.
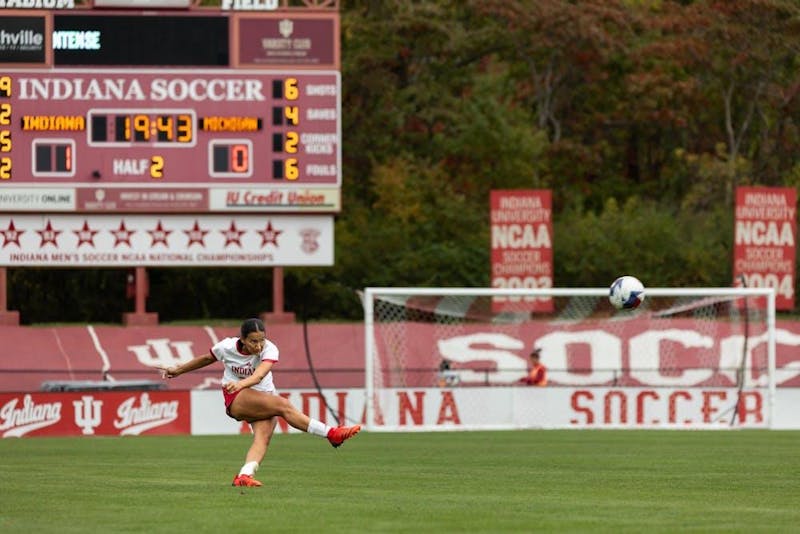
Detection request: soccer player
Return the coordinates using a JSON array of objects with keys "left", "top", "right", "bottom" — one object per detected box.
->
[
  {"left": 522, "top": 347, "right": 548, "bottom": 386},
  {"left": 159, "top": 317, "right": 361, "bottom": 487}
]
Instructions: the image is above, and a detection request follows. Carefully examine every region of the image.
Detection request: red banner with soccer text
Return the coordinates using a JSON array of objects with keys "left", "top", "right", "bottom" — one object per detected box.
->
[
  {"left": 490, "top": 190, "right": 553, "bottom": 312},
  {"left": 0, "top": 391, "right": 190, "bottom": 438},
  {"left": 734, "top": 186, "right": 796, "bottom": 310}
]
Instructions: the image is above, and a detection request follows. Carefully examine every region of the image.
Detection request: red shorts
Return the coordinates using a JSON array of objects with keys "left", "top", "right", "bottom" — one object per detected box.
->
[{"left": 222, "top": 387, "right": 242, "bottom": 420}]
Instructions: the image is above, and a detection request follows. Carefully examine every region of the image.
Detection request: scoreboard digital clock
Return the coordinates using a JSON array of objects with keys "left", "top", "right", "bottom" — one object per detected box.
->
[
  {"left": 0, "top": 69, "right": 341, "bottom": 213},
  {"left": 88, "top": 110, "right": 196, "bottom": 146}
]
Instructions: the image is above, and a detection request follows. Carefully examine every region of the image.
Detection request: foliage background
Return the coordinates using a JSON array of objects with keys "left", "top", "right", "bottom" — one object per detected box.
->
[{"left": 9, "top": 0, "right": 800, "bottom": 323}]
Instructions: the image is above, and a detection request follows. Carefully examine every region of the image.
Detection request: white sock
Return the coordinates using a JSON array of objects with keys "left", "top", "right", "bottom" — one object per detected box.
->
[
  {"left": 307, "top": 418, "right": 332, "bottom": 437},
  {"left": 239, "top": 461, "right": 259, "bottom": 477}
]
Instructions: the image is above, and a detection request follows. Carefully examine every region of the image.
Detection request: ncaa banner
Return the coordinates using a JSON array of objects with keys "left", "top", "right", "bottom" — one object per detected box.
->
[
  {"left": 490, "top": 189, "right": 553, "bottom": 313},
  {"left": 734, "top": 186, "right": 796, "bottom": 310}
]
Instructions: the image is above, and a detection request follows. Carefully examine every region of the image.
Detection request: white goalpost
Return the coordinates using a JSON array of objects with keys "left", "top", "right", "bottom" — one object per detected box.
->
[{"left": 363, "top": 287, "right": 776, "bottom": 431}]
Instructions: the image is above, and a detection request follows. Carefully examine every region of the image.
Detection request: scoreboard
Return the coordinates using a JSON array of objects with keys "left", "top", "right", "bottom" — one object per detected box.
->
[
  {"left": 1, "top": 69, "right": 340, "bottom": 209},
  {"left": 0, "top": 10, "right": 341, "bottom": 213}
]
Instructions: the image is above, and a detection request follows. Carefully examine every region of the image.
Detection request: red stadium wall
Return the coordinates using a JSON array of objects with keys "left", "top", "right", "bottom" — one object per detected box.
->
[
  {"left": 2, "top": 321, "right": 800, "bottom": 436},
  {"left": 2, "top": 320, "right": 800, "bottom": 393},
  {"left": 0, "top": 323, "right": 364, "bottom": 392}
]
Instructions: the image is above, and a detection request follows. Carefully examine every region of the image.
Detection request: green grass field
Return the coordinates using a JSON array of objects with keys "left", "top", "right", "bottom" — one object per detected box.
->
[{"left": 1, "top": 430, "right": 798, "bottom": 533}]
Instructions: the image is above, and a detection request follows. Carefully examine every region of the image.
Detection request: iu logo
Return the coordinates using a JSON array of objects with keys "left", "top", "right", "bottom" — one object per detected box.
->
[
  {"left": 128, "top": 338, "right": 195, "bottom": 368},
  {"left": 73, "top": 395, "right": 103, "bottom": 435}
]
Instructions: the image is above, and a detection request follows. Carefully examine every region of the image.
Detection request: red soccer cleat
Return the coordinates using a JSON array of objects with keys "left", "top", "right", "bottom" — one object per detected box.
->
[
  {"left": 327, "top": 424, "right": 362, "bottom": 448},
  {"left": 232, "top": 474, "right": 262, "bottom": 487}
]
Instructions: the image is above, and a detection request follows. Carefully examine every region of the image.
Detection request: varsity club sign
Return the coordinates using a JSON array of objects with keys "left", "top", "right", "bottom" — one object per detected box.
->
[{"left": 0, "top": 391, "right": 190, "bottom": 438}]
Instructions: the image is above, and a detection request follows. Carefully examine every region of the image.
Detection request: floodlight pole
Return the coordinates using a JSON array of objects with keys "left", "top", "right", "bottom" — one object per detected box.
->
[
  {"left": 122, "top": 267, "right": 158, "bottom": 326},
  {"left": 135, "top": 266, "right": 147, "bottom": 314},
  {"left": 261, "top": 267, "right": 295, "bottom": 324}
]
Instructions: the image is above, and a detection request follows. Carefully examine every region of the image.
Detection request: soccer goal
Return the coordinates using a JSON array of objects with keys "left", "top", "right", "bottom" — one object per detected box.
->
[{"left": 363, "top": 287, "right": 776, "bottom": 431}]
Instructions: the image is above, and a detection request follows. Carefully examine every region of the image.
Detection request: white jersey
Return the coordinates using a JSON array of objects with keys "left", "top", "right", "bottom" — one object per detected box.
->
[{"left": 211, "top": 336, "right": 279, "bottom": 392}]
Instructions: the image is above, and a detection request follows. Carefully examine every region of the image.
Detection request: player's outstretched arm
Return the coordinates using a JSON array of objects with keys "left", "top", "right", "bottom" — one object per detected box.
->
[{"left": 159, "top": 353, "right": 216, "bottom": 379}]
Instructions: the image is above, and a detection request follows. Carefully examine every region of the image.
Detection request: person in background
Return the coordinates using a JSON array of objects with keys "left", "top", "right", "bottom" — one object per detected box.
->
[
  {"left": 522, "top": 347, "right": 547, "bottom": 386},
  {"left": 437, "top": 358, "right": 460, "bottom": 387},
  {"left": 159, "top": 317, "right": 361, "bottom": 487}
]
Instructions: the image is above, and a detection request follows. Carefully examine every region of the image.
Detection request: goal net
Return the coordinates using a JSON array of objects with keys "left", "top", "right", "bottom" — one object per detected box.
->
[{"left": 363, "top": 287, "right": 776, "bottom": 431}]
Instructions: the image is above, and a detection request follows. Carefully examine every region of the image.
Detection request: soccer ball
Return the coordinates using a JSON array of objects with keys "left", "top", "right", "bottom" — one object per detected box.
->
[{"left": 609, "top": 275, "right": 645, "bottom": 310}]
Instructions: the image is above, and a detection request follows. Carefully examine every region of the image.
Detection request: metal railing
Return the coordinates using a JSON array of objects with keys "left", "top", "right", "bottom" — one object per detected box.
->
[{"left": 0, "top": 366, "right": 770, "bottom": 392}]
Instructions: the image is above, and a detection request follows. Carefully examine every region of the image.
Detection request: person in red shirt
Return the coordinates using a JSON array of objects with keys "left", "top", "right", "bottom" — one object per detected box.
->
[{"left": 523, "top": 347, "right": 547, "bottom": 386}]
